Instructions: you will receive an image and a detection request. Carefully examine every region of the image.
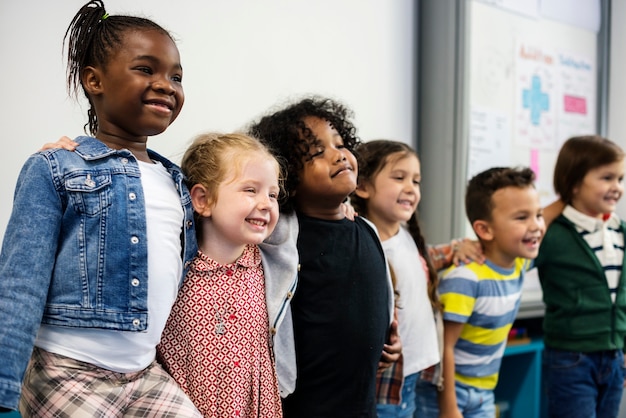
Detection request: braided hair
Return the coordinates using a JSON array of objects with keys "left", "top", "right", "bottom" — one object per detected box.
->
[
  {"left": 64, "top": 0, "right": 173, "bottom": 135},
  {"left": 352, "top": 139, "right": 441, "bottom": 311}
]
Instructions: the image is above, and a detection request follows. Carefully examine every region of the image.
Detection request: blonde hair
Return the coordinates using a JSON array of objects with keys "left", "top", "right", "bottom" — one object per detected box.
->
[{"left": 181, "top": 132, "right": 282, "bottom": 238}]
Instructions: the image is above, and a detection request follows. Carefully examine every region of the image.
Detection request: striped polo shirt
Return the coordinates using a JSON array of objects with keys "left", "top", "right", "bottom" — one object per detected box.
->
[
  {"left": 439, "top": 258, "right": 530, "bottom": 390},
  {"left": 562, "top": 205, "right": 624, "bottom": 303}
]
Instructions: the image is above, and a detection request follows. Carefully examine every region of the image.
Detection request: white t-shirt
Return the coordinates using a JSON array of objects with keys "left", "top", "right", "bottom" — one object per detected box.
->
[
  {"left": 36, "top": 160, "right": 184, "bottom": 372},
  {"left": 382, "top": 226, "right": 439, "bottom": 376}
]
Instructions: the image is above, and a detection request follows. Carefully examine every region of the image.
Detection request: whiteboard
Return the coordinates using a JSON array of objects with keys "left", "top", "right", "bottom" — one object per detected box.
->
[
  {"left": 467, "top": 0, "right": 599, "bottom": 212},
  {"left": 463, "top": 0, "right": 602, "bottom": 315}
]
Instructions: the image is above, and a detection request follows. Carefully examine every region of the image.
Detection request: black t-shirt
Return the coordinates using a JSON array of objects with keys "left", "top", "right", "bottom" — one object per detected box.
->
[{"left": 282, "top": 214, "right": 390, "bottom": 418}]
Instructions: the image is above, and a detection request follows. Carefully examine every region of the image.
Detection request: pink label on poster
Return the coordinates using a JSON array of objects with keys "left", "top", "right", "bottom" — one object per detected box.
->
[
  {"left": 563, "top": 95, "right": 587, "bottom": 114},
  {"left": 530, "top": 149, "right": 540, "bottom": 179}
]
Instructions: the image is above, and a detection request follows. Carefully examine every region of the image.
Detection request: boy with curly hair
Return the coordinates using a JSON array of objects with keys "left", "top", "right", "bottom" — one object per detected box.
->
[{"left": 248, "top": 96, "right": 397, "bottom": 418}]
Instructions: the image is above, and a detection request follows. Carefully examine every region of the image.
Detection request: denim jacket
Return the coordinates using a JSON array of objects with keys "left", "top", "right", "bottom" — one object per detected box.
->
[{"left": 0, "top": 136, "right": 197, "bottom": 410}]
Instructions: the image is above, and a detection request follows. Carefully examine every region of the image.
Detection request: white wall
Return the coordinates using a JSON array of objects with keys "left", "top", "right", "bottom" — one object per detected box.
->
[{"left": 0, "top": 0, "right": 415, "bottom": 240}]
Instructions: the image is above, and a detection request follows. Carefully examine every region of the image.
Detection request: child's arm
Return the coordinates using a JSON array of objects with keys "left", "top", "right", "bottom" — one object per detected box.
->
[
  {"left": 438, "top": 320, "right": 465, "bottom": 418},
  {"left": 428, "top": 238, "right": 484, "bottom": 270},
  {"left": 378, "top": 308, "right": 401, "bottom": 371},
  {"left": 543, "top": 199, "right": 565, "bottom": 228}
]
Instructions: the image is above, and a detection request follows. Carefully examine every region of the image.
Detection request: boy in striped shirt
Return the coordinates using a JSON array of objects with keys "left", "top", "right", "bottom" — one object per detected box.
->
[{"left": 437, "top": 167, "right": 545, "bottom": 418}]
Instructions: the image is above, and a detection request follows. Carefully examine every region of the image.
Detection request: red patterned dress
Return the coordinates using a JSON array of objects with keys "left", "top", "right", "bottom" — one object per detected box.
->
[{"left": 157, "top": 244, "right": 282, "bottom": 417}]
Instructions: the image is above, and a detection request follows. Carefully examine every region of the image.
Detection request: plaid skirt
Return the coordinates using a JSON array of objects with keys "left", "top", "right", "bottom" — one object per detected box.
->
[{"left": 19, "top": 347, "right": 202, "bottom": 418}]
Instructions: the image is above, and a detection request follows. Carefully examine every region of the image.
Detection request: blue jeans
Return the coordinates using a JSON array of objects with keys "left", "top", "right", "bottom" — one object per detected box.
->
[
  {"left": 543, "top": 346, "right": 625, "bottom": 418},
  {"left": 413, "top": 372, "right": 439, "bottom": 418},
  {"left": 413, "top": 378, "right": 494, "bottom": 418},
  {"left": 455, "top": 383, "right": 495, "bottom": 418},
  {"left": 377, "top": 373, "right": 418, "bottom": 417}
]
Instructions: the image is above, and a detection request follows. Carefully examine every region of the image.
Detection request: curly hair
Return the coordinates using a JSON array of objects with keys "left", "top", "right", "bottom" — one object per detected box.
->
[
  {"left": 248, "top": 96, "right": 360, "bottom": 213},
  {"left": 64, "top": 0, "right": 174, "bottom": 135}
]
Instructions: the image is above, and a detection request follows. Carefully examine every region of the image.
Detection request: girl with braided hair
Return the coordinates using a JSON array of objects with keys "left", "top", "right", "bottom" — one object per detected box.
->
[
  {"left": 0, "top": 1, "right": 201, "bottom": 415},
  {"left": 351, "top": 140, "right": 482, "bottom": 418}
]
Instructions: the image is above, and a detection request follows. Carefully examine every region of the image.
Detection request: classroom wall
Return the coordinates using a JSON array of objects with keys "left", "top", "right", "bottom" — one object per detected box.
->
[{"left": 0, "top": 0, "right": 415, "bottom": 240}]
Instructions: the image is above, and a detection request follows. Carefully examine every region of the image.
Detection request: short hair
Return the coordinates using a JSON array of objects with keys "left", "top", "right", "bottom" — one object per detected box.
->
[
  {"left": 181, "top": 132, "right": 282, "bottom": 240},
  {"left": 553, "top": 135, "right": 624, "bottom": 204},
  {"left": 465, "top": 167, "right": 536, "bottom": 224}
]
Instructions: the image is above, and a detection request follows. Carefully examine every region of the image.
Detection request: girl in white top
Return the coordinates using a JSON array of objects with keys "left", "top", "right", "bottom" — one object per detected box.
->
[{"left": 352, "top": 140, "right": 480, "bottom": 418}]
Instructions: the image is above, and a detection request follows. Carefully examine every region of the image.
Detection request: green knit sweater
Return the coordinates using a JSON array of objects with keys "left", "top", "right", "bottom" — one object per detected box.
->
[{"left": 535, "top": 215, "right": 626, "bottom": 352}]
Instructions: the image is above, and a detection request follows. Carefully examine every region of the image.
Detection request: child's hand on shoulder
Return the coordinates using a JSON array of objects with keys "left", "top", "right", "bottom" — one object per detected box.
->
[
  {"left": 452, "top": 238, "right": 484, "bottom": 266},
  {"left": 39, "top": 136, "right": 78, "bottom": 152},
  {"left": 340, "top": 202, "right": 357, "bottom": 221}
]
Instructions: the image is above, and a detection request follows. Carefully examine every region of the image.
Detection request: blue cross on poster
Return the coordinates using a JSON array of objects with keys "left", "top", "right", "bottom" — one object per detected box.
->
[{"left": 522, "top": 75, "right": 550, "bottom": 126}]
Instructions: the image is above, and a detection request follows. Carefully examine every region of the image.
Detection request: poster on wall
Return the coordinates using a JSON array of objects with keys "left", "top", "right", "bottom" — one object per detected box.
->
[
  {"left": 556, "top": 51, "right": 596, "bottom": 145},
  {"left": 468, "top": 106, "right": 511, "bottom": 179},
  {"left": 514, "top": 40, "right": 596, "bottom": 151},
  {"left": 514, "top": 41, "right": 558, "bottom": 150}
]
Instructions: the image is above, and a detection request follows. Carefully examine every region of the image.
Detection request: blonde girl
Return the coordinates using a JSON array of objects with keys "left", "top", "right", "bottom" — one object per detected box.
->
[{"left": 157, "top": 133, "right": 286, "bottom": 417}]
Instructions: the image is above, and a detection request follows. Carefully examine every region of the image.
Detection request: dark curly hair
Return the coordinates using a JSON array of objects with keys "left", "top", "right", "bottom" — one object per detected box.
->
[
  {"left": 248, "top": 96, "right": 360, "bottom": 213},
  {"left": 64, "top": 0, "right": 174, "bottom": 135}
]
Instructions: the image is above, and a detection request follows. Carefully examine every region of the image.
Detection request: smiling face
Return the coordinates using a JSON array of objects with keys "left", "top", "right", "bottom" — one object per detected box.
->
[
  {"left": 200, "top": 154, "right": 280, "bottom": 264},
  {"left": 571, "top": 160, "right": 625, "bottom": 219},
  {"left": 356, "top": 152, "right": 421, "bottom": 240},
  {"left": 477, "top": 185, "right": 545, "bottom": 268},
  {"left": 294, "top": 116, "right": 358, "bottom": 218},
  {"left": 86, "top": 29, "right": 184, "bottom": 145}
]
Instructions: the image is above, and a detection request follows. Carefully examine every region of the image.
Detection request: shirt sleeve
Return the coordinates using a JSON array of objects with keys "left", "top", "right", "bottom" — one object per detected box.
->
[{"left": 438, "top": 265, "right": 479, "bottom": 324}]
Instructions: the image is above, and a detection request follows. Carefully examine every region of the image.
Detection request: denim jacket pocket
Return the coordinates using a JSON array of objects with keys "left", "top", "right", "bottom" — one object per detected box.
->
[{"left": 65, "top": 171, "right": 112, "bottom": 216}]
